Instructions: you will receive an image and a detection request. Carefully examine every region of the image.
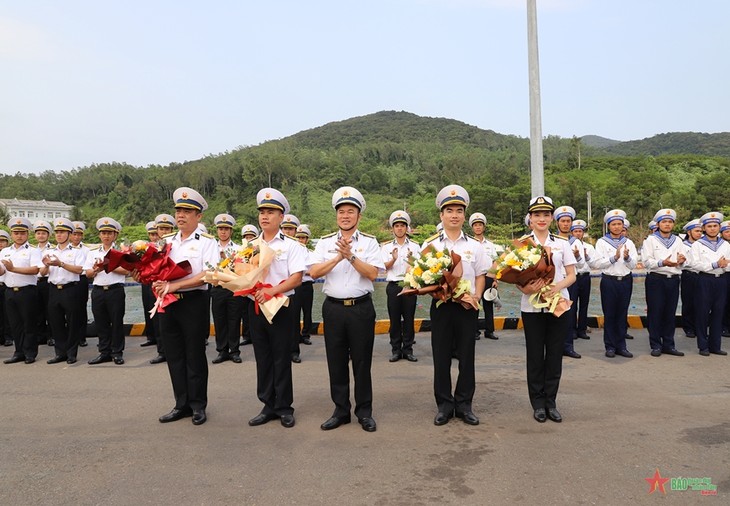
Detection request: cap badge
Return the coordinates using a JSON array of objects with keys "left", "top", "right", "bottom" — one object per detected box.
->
[{"left": 182, "top": 192, "right": 188, "bottom": 199}]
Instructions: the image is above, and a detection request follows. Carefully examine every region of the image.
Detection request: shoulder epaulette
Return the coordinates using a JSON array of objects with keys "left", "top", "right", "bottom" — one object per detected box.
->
[
  {"left": 380, "top": 240, "right": 391, "bottom": 246},
  {"left": 360, "top": 232, "right": 376, "bottom": 239},
  {"left": 90, "top": 245, "right": 102, "bottom": 251},
  {"left": 518, "top": 234, "right": 531, "bottom": 241},
  {"left": 553, "top": 234, "right": 568, "bottom": 241},
  {"left": 201, "top": 232, "right": 215, "bottom": 239},
  {"left": 162, "top": 232, "right": 176, "bottom": 239},
  {"left": 283, "top": 234, "right": 298, "bottom": 242},
  {"left": 424, "top": 233, "right": 440, "bottom": 244},
  {"left": 320, "top": 232, "right": 337, "bottom": 239}
]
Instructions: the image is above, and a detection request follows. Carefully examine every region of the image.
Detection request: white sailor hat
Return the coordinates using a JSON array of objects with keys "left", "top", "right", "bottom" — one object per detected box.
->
[
  {"left": 389, "top": 210, "right": 411, "bottom": 227},
  {"left": 145, "top": 221, "right": 157, "bottom": 232},
  {"left": 648, "top": 221, "right": 657, "bottom": 231},
  {"left": 173, "top": 187, "right": 208, "bottom": 212},
  {"left": 571, "top": 219, "right": 587, "bottom": 231},
  {"left": 604, "top": 209, "right": 626, "bottom": 225},
  {"left": 214, "top": 214, "right": 236, "bottom": 228},
  {"left": 332, "top": 186, "right": 366, "bottom": 212},
  {"left": 701, "top": 212, "right": 723, "bottom": 225},
  {"left": 96, "top": 217, "right": 122, "bottom": 233},
  {"left": 721, "top": 221, "right": 730, "bottom": 232},
  {"left": 7, "top": 217, "right": 32, "bottom": 231},
  {"left": 436, "top": 185, "right": 469, "bottom": 210},
  {"left": 257, "top": 188, "right": 290, "bottom": 214},
  {"left": 623, "top": 219, "right": 630, "bottom": 229},
  {"left": 683, "top": 219, "right": 701, "bottom": 231},
  {"left": 155, "top": 214, "right": 176, "bottom": 228},
  {"left": 32, "top": 220, "right": 52, "bottom": 233},
  {"left": 468, "top": 213, "right": 486, "bottom": 227},
  {"left": 653, "top": 209, "right": 676, "bottom": 223},
  {"left": 197, "top": 223, "right": 208, "bottom": 234},
  {"left": 0, "top": 230, "right": 10, "bottom": 240},
  {"left": 553, "top": 205, "right": 576, "bottom": 221},
  {"left": 53, "top": 218, "right": 75, "bottom": 232},
  {"left": 528, "top": 196, "right": 554, "bottom": 213},
  {"left": 241, "top": 224, "right": 259, "bottom": 238},
  {"left": 72, "top": 221, "right": 86, "bottom": 233},
  {"left": 281, "top": 214, "right": 300, "bottom": 229},
  {"left": 295, "top": 224, "right": 311, "bottom": 238}
]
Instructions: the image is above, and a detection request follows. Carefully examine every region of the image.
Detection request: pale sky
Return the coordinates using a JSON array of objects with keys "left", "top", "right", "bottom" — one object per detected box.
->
[{"left": 1, "top": 0, "right": 728, "bottom": 174}]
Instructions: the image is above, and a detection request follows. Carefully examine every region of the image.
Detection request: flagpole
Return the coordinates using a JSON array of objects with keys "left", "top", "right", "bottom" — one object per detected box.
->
[{"left": 527, "top": 0, "right": 544, "bottom": 197}]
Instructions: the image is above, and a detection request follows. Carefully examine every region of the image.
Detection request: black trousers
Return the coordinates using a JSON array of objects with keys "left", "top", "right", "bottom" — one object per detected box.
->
[
  {"left": 296, "top": 281, "right": 314, "bottom": 338},
  {"left": 0, "top": 285, "right": 8, "bottom": 343},
  {"left": 681, "top": 271, "right": 698, "bottom": 336},
  {"left": 77, "top": 275, "right": 89, "bottom": 341},
  {"left": 564, "top": 283, "right": 578, "bottom": 353},
  {"left": 36, "top": 277, "right": 50, "bottom": 343},
  {"left": 645, "top": 273, "right": 680, "bottom": 351},
  {"left": 241, "top": 297, "right": 252, "bottom": 341},
  {"left": 574, "top": 273, "right": 591, "bottom": 334},
  {"left": 322, "top": 297, "right": 376, "bottom": 419},
  {"left": 48, "top": 283, "right": 82, "bottom": 360},
  {"left": 695, "top": 274, "right": 726, "bottom": 353},
  {"left": 5, "top": 286, "right": 39, "bottom": 359},
  {"left": 160, "top": 290, "right": 210, "bottom": 411},
  {"left": 211, "top": 286, "right": 244, "bottom": 357},
  {"left": 478, "top": 300, "right": 496, "bottom": 335},
  {"left": 386, "top": 281, "right": 416, "bottom": 354},
  {"left": 600, "top": 275, "right": 632, "bottom": 352},
  {"left": 91, "top": 285, "right": 126, "bottom": 357},
  {"left": 249, "top": 301, "right": 294, "bottom": 416},
  {"left": 522, "top": 311, "right": 569, "bottom": 410},
  {"left": 430, "top": 300, "right": 477, "bottom": 414}
]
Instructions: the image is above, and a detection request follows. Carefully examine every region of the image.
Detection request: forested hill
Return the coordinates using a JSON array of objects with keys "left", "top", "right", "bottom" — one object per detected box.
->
[
  {"left": 1, "top": 111, "right": 729, "bottom": 244},
  {"left": 601, "top": 132, "right": 730, "bottom": 157}
]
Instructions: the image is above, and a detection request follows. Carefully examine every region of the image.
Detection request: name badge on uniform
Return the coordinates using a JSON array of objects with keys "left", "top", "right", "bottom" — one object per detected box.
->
[{"left": 462, "top": 250, "right": 474, "bottom": 262}]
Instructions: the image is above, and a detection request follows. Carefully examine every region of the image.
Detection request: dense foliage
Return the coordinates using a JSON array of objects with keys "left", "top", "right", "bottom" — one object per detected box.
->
[{"left": 2, "top": 111, "right": 729, "bottom": 245}]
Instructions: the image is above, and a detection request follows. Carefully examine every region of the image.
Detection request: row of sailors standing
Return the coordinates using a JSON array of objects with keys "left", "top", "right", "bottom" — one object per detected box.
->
[{"left": 550, "top": 205, "right": 729, "bottom": 360}]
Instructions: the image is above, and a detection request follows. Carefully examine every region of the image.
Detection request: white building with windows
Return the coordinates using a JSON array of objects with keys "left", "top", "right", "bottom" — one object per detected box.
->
[{"left": 0, "top": 198, "right": 74, "bottom": 221}]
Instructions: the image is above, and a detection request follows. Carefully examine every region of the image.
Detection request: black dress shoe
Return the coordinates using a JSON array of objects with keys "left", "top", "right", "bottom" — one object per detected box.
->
[
  {"left": 291, "top": 353, "right": 301, "bottom": 364},
  {"left": 212, "top": 353, "right": 230, "bottom": 364},
  {"left": 389, "top": 353, "right": 401, "bottom": 362},
  {"left": 47, "top": 339, "right": 55, "bottom": 346},
  {"left": 24, "top": 357, "right": 35, "bottom": 364},
  {"left": 663, "top": 348, "right": 684, "bottom": 356},
  {"left": 248, "top": 413, "right": 278, "bottom": 426},
  {"left": 710, "top": 349, "right": 728, "bottom": 356},
  {"left": 230, "top": 355, "right": 242, "bottom": 363},
  {"left": 576, "top": 332, "right": 590, "bottom": 340},
  {"left": 456, "top": 411, "right": 479, "bottom": 425},
  {"left": 240, "top": 339, "right": 252, "bottom": 346},
  {"left": 616, "top": 349, "right": 633, "bottom": 358},
  {"left": 47, "top": 355, "right": 67, "bottom": 364},
  {"left": 547, "top": 408, "right": 562, "bottom": 423},
  {"left": 625, "top": 334, "right": 634, "bottom": 340},
  {"left": 475, "top": 332, "right": 481, "bottom": 340},
  {"left": 3, "top": 340, "right": 13, "bottom": 346},
  {"left": 79, "top": 339, "right": 88, "bottom": 347},
  {"left": 300, "top": 337, "right": 312, "bottom": 345},
  {"left": 4, "top": 355, "right": 25, "bottom": 364},
  {"left": 192, "top": 410, "right": 207, "bottom": 425},
  {"left": 533, "top": 408, "right": 547, "bottom": 423},
  {"left": 280, "top": 414, "right": 295, "bottom": 428},
  {"left": 404, "top": 353, "right": 418, "bottom": 362},
  {"left": 485, "top": 333, "right": 499, "bottom": 340},
  {"left": 650, "top": 349, "right": 662, "bottom": 357},
  {"left": 563, "top": 350, "right": 581, "bottom": 359},
  {"left": 66, "top": 358, "right": 77, "bottom": 364},
  {"left": 684, "top": 332, "right": 696, "bottom": 338},
  {"left": 605, "top": 350, "right": 616, "bottom": 358},
  {"left": 140, "top": 340, "right": 156, "bottom": 347},
  {"left": 434, "top": 411, "right": 453, "bottom": 426},
  {"left": 358, "top": 417, "right": 377, "bottom": 432},
  {"left": 150, "top": 355, "right": 166, "bottom": 364},
  {"left": 88, "top": 355, "right": 112, "bottom": 365},
  {"left": 113, "top": 356, "right": 124, "bottom": 365},
  {"left": 321, "top": 415, "right": 351, "bottom": 431},
  {"left": 159, "top": 408, "right": 192, "bottom": 423},
  {"left": 699, "top": 350, "right": 710, "bottom": 356}
]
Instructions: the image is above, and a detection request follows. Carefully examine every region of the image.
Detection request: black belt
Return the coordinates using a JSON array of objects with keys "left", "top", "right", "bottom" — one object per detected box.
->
[
  {"left": 602, "top": 274, "right": 630, "bottom": 281},
  {"left": 388, "top": 281, "right": 401, "bottom": 285},
  {"left": 699, "top": 272, "right": 724, "bottom": 278},
  {"left": 326, "top": 294, "right": 372, "bottom": 307},
  {"left": 173, "top": 290, "right": 206, "bottom": 300},
  {"left": 648, "top": 272, "right": 680, "bottom": 279},
  {"left": 10, "top": 285, "right": 35, "bottom": 292},
  {"left": 576, "top": 272, "right": 590, "bottom": 277},
  {"left": 52, "top": 282, "right": 78, "bottom": 290},
  {"left": 301, "top": 280, "right": 314, "bottom": 285},
  {"left": 94, "top": 283, "right": 124, "bottom": 291}
]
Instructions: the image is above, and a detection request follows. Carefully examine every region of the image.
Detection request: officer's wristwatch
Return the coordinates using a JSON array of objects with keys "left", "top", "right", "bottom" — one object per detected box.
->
[{"left": 348, "top": 255, "right": 356, "bottom": 263}]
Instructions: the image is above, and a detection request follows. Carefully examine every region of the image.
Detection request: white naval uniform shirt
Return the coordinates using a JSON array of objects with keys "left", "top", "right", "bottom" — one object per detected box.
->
[
  {"left": 217, "top": 240, "right": 239, "bottom": 261},
  {"left": 381, "top": 238, "right": 421, "bottom": 282},
  {"left": 681, "top": 239, "right": 699, "bottom": 273},
  {"left": 312, "top": 230, "right": 385, "bottom": 298},
  {"left": 252, "top": 233, "right": 307, "bottom": 297},
  {"left": 566, "top": 236, "right": 586, "bottom": 271},
  {"left": 641, "top": 232, "right": 685, "bottom": 276},
  {"left": 421, "top": 231, "right": 488, "bottom": 294},
  {"left": 689, "top": 236, "right": 730, "bottom": 275},
  {"left": 593, "top": 235, "right": 638, "bottom": 275},
  {"left": 83, "top": 244, "right": 127, "bottom": 286},
  {"left": 165, "top": 231, "right": 219, "bottom": 292},
  {"left": 44, "top": 244, "right": 84, "bottom": 285},
  {"left": 301, "top": 249, "right": 314, "bottom": 283},
  {"left": 519, "top": 233, "right": 577, "bottom": 313},
  {"left": 0, "top": 243, "right": 43, "bottom": 287},
  {"left": 577, "top": 241, "right": 599, "bottom": 273},
  {"left": 36, "top": 242, "right": 52, "bottom": 280},
  {"left": 74, "top": 243, "right": 90, "bottom": 270}
]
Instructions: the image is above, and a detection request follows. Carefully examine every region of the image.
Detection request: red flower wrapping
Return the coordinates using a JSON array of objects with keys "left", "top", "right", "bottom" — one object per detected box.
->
[{"left": 103, "top": 243, "right": 192, "bottom": 285}]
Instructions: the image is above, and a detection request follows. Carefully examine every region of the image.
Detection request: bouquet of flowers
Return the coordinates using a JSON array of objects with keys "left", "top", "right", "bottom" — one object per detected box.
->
[
  {"left": 200, "top": 239, "right": 288, "bottom": 324},
  {"left": 490, "top": 238, "right": 571, "bottom": 316},
  {"left": 101, "top": 239, "right": 192, "bottom": 314},
  {"left": 399, "top": 245, "right": 479, "bottom": 310}
]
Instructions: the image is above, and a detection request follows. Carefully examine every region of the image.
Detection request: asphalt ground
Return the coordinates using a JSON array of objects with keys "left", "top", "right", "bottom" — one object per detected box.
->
[{"left": 2, "top": 328, "right": 728, "bottom": 505}]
